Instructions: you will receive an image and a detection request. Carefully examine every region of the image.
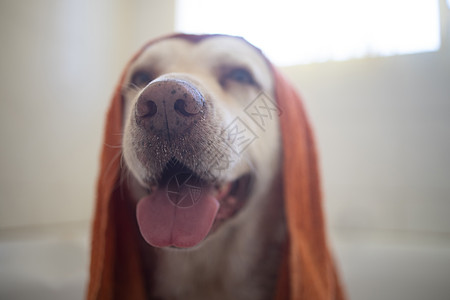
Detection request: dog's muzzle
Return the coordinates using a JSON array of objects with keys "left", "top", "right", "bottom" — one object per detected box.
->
[{"left": 128, "top": 77, "right": 250, "bottom": 249}]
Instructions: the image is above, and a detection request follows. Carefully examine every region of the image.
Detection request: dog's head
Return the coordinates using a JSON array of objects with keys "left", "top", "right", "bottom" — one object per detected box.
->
[{"left": 120, "top": 35, "right": 282, "bottom": 248}]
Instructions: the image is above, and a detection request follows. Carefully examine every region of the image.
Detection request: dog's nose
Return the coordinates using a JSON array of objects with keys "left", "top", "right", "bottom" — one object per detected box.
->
[{"left": 135, "top": 79, "right": 205, "bottom": 138}]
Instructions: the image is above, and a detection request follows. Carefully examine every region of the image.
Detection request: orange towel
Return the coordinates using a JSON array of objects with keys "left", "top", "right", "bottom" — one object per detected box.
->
[{"left": 87, "top": 33, "right": 346, "bottom": 300}]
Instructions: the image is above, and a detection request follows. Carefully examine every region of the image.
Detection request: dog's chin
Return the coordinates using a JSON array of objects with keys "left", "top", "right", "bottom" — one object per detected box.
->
[{"left": 130, "top": 158, "right": 253, "bottom": 250}]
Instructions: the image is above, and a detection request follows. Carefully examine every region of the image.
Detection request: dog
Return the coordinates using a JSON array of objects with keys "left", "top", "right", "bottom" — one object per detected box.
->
[
  {"left": 121, "top": 35, "right": 286, "bottom": 300},
  {"left": 87, "top": 34, "right": 346, "bottom": 300}
]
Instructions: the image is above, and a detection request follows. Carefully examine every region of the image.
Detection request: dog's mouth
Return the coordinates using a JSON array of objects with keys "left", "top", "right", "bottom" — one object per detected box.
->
[{"left": 136, "top": 158, "right": 252, "bottom": 249}]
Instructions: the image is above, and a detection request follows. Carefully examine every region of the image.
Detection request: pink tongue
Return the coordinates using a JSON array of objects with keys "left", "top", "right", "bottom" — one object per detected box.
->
[{"left": 136, "top": 177, "right": 219, "bottom": 248}]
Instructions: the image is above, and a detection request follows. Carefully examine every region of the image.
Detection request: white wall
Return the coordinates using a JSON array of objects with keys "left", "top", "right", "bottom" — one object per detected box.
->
[{"left": 282, "top": 49, "right": 450, "bottom": 234}]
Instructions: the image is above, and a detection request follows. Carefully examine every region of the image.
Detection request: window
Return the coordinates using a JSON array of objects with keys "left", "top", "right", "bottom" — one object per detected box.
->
[{"left": 175, "top": 0, "right": 441, "bottom": 66}]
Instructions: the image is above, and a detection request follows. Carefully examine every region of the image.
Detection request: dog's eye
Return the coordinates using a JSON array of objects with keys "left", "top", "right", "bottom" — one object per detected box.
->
[
  {"left": 131, "top": 71, "right": 153, "bottom": 87},
  {"left": 227, "top": 68, "right": 255, "bottom": 85}
]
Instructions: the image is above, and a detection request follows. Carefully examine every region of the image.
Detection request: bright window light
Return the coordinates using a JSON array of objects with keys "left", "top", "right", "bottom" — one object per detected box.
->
[{"left": 175, "top": 0, "right": 441, "bottom": 66}]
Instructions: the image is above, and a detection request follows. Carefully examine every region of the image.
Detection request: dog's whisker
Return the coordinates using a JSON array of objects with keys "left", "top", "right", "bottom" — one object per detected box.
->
[
  {"left": 104, "top": 143, "right": 123, "bottom": 149},
  {"left": 118, "top": 154, "right": 125, "bottom": 180},
  {"left": 122, "top": 82, "right": 142, "bottom": 95},
  {"left": 118, "top": 154, "right": 134, "bottom": 189}
]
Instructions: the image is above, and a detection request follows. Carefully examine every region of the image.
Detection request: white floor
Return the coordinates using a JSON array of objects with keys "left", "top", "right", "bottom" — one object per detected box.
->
[
  {"left": 0, "top": 223, "right": 89, "bottom": 300},
  {"left": 1, "top": 224, "right": 450, "bottom": 300},
  {"left": 330, "top": 229, "right": 450, "bottom": 300}
]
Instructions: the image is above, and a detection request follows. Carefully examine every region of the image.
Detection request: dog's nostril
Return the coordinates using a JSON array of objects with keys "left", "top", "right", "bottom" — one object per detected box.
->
[
  {"left": 136, "top": 99, "right": 157, "bottom": 118},
  {"left": 174, "top": 99, "right": 201, "bottom": 116}
]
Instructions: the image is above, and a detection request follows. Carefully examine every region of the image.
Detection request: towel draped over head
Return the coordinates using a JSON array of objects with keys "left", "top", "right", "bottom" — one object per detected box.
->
[{"left": 87, "top": 33, "right": 346, "bottom": 300}]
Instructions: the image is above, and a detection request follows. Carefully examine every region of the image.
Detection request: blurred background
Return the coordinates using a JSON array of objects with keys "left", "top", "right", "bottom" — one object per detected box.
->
[{"left": 0, "top": 0, "right": 449, "bottom": 299}]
